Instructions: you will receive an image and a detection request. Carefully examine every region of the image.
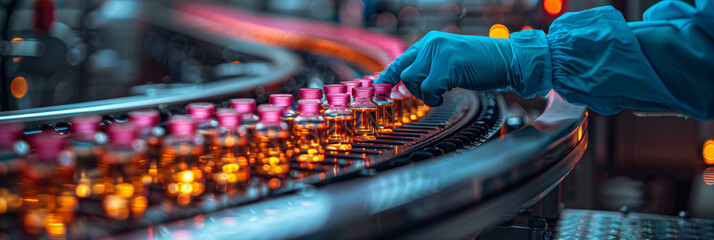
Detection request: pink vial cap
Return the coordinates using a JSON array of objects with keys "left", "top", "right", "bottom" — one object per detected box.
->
[
  {"left": 108, "top": 123, "right": 138, "bottom": 147},
  {"left": 257, "top": 104, "right": 283, "bottom": 122},
  {"left": 216, "top": 108, "right": 241, "bottom": 128},
  {"left": 0, "top": 123, "right": 24, "bottom": 148},
  {"left": 358, "top": 79, "right": 373, "bottom": 87},
  {"left": 298, "top": 88, "right": 323, "bottom": 100},
  {"left": 230, "top": 98, "right": 256, "bottom": 114},
  {"left": 341, "top": 81, "right": 360, "bottom": 95},
  {"left": 323, "top": 84, "right": 346, "bottom": 95},
  {"left": 372, "top": 83, "right": 392, "bottom": 96},
  {"left": 327, "top": 94, "right": 350, "bottom": 107},
  {"left": 128, "top": 109, "right": 160, "bottom": 128},
  {"left": 69, "top": 115, "right": 102, "bottom": 135},
  {"left": 298, "top": 100, "right": 323, "bottom": 114},
  {"left": 373, "top": 84, "right": 392, "bottom": 95},
  {"left": 187, "top": 102, "right": 215, "bottom": 121},
  {"left": 167, "top": 115, "right": 196, "bottom": 135},
  {"left": 352, "top": 87, "right": 375, "bottom": 99},
  {"left": 29, "top": 133, "right": 66, "bottom": 161},
  {"left": 269, "top": 94, "right": 294, "bottom": 109}
]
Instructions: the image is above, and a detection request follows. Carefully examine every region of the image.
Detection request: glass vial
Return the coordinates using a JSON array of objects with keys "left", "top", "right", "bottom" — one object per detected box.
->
[
  {"left": 253, "top": 105, "right": 290, "bottom": 177},
  {"left": 100, "top": 123, "right": 149, "bottom": 220},
  {"left": 69, "top": 115, "right": 105, "bottom": 199},
  {"left": 128, "top": 109, "right": 164, "bottom": 186},
  {"left": 163, "top": 115, "right": 205, "bottom": 206},
  {"left": 349, "top": 87, "right": 378, "bottom": 141},
  {"left": 230, "top": 98, "right": 260, "bottom": 165},
  {"left": 292, "top": 100, "right": 327, "bottom": 162},
  {"left": 270, "top": 94, "right": 298, "bottom": 149},
  {"left": 373, "top": 84, "right": 395, "bottom": 132},
  {"left": 323, "top": 94, "right": 354, "bottom": 151},
  {"left": 389, "top": 85, "right": 405, "bottom": 127},
  {"left": 211, "top": 108, "right": 250, "bottom": 192}
]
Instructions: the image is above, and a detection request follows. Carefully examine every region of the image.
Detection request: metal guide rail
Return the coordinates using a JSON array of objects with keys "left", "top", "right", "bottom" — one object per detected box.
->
[{"left": 0, "top": 3, "right": 305, "bottom": 124}]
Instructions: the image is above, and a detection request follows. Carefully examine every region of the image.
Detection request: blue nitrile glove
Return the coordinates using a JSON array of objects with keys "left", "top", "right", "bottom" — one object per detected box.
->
[{"left": 375, "top": 31, "right": 514, "bottom": 107}]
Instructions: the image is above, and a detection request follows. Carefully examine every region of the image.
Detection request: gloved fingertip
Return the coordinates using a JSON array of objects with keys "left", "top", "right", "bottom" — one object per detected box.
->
[
  {"left": 375, "top": 70, "right": 398, "bottom": 85},
  {"left": 424, "top": 97, "right": 443, "bottom": 107}
]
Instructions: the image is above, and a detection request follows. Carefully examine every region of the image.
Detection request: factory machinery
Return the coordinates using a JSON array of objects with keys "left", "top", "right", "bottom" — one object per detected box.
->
[{"left": 7, "top": 1, "right": 701, "bottom": 239}]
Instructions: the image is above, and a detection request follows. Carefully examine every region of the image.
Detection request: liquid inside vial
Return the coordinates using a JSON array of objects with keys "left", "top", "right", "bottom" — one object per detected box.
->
[
  {"left": 392, "top": 97, "right": 404, "bottom": 127},
  {"left": 351, "top": 107, "right": 378, "bottom": 141},
  {"left": 375, "top": 101, "right": 395, "bottom": 132},
  {"left": 253, "top": 126, "right": 290, "bottom": 177},
  {"left": 325, "top": 114, "right": 354, "bottom": 151},
  {"left": 292, "top": 121, "right": 327, "bottom": 162}
]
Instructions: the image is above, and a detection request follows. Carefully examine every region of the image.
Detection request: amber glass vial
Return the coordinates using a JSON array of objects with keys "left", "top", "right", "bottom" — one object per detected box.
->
[
  {"left": 349, "top": 87, "right": 378, "bottom": 141},
  {"left": 324, "top": 93, "right": 354, "bottom": 151}
]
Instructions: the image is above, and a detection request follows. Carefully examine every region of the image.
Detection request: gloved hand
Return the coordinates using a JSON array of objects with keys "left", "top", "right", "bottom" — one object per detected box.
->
[{"left": 376, "top": 31, "right": 515, "bottom": 107}]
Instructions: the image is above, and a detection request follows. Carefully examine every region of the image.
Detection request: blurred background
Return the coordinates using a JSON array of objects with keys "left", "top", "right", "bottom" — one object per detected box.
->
[{"left": 1, "top": 0, "right": 712, "bottom": 220}]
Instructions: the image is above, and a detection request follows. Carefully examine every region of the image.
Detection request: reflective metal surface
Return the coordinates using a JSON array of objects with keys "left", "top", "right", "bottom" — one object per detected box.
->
[
  {"left": 0, "top": 4, "right": 301, "bottom": 123},
  {"left": 555, "top": 209, "right": 714, "bottom": 240}
]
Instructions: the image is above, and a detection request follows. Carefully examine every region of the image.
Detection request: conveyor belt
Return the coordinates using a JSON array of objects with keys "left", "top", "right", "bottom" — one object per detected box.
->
[{"left": 0, "top": 2, "right": 588, "bottom": 239}]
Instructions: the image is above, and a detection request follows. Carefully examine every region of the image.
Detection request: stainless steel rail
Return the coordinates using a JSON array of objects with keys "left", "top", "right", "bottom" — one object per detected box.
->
[{"left": 0, "top": 7, "right": 301, "bottom": 123}]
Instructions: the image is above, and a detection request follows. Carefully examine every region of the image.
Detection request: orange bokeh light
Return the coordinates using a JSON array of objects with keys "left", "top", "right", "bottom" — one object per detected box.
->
[
  {"left": 10, "top": 76, "right": 27, "bottom": 99},
  {"left": 521, "top": 26, "right": 534, "bottom": 31},
  {"left": 489, "top": 24, "right": 510, "bottom": 39},
  {"left": 544, "top": 0, "right": 563, "bottom": 15},
  {"left": 703, "top": 139, "right": 714, "bottom": 165},
  {"left": 268, "top": 178, "right": 281, "bottom": 189}
]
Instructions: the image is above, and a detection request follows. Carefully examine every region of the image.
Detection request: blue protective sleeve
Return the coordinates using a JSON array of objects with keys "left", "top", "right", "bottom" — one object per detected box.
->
[{"left": 508, "top": 1, "right": 714, "bottom": 120}]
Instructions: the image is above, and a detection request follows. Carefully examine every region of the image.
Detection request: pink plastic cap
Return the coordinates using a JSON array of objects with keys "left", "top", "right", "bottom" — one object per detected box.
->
[
  {"left": 216, "top": 108, "right": 240, "bottom": 128},
  {"left": 373, "top": 84, "right": 392, "bottom": 95},
  {"left": 29, "top": 133, "right": 66, "bottom": 161},
  {"left": 128, "top": 109, "right": 160, "bottom": 128},
  {"left": 358, "top": 79, "right": 373, "bottom": 87},
  {"left": 167, "top": 115, "right": 196, "bottom": 136},
  {"left": 257, "top": 104, "right": 283, "bottom": 122},
  {"left": 298, "top": 88, "right": 323, "bottom": 100},
  {"left": 187, "top": 102, "right": 215, "bottom": 121},
  {"left": 269, "top": 94, "right": 294, "bottom": 109},
  {"left": 230, "top": 98, "right": 256, "bottom": 114},
  {"left": 327, "top": 94, "right": 350, "bottom": 107},
  {"left": 323, "top": 84, "right": 346, "bottom": 95},
  {"left": 353, "top": 87, "right": 375, "bottom": 99},
  {"left": 351, "top": 78, "right": 362, "bottom": 82},
  {"left": 108, "top": 123, "right": 138, "bottom": 147},
  {"left": 69, "top": 115, "right": 102, "bottom": 135},
  {"left": 298, "top": 100, "right": 323, "bottom": 114},
  {"left": 0, "top": 123, "right": 24, "bottom": 148},
  {"left": 341, "top": 81, "right": 360, "bottom": 96}
]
